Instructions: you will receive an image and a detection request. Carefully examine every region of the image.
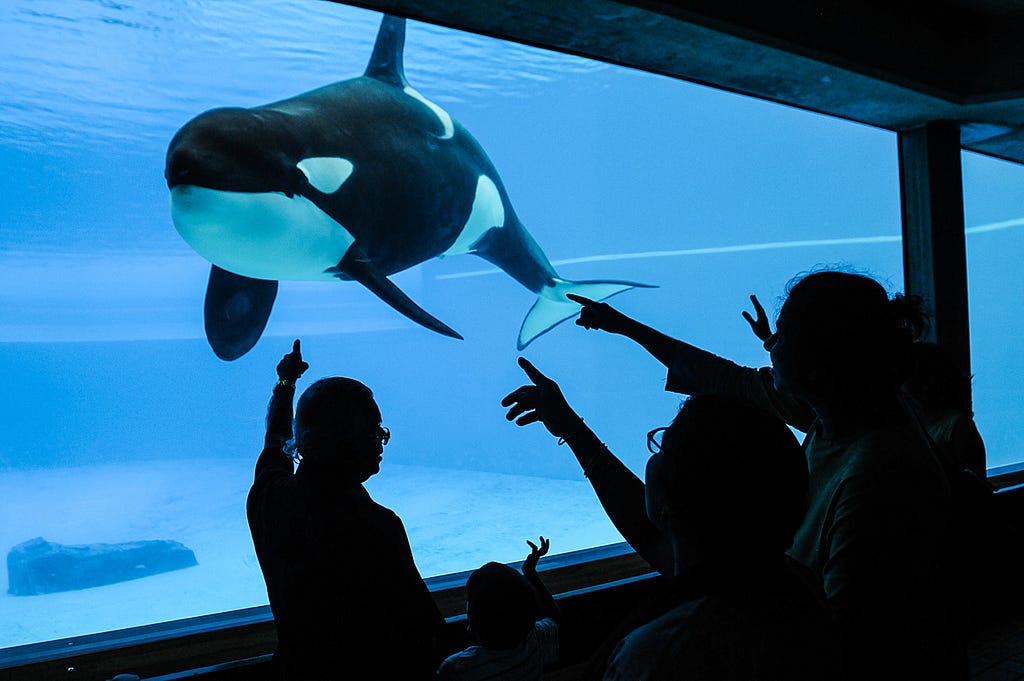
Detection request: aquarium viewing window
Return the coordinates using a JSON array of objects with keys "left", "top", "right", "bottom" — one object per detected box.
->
[
  {"left": 962, "top": 151, "right": 1024, "bottom": 473},
  {"left": 2, "top": 0, "right": 1018, "bottom": 661}
]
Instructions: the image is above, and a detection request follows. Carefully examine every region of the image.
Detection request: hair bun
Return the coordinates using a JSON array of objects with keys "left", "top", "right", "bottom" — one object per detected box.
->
[{"left": 889, "top": 293, "right": 930, "bottom": 342}]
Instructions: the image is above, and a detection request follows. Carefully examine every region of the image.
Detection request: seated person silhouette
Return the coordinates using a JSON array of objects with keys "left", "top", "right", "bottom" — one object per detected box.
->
[
  {"left": 438, "top": 537, "right": 560, "bottom": 680},
  {"left": 247, "top": 339, "right": 444, "bottom": 680},
  {"left": 502, "top": 380, "right": 841, "bottom": 680}
]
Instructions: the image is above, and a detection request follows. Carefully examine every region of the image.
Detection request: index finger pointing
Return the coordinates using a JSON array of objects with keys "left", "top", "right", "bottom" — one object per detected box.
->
[
  {"left": 292, "top": 339, "right": 301, "bottom": 353},
  {"left": 566, "top": 293, "right": 596, "bottom": 306},
  {"left": 517, "top": 356, "right": 550, "bottom": 384}
]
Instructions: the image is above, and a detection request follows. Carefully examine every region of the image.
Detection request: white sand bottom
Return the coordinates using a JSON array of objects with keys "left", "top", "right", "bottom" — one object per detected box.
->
[{"left": 0, "top": 458, "right": 622, "bottom": 649}]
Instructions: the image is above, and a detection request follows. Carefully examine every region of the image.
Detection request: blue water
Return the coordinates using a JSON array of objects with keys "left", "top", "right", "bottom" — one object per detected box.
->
[{"left": 1, "top": 0, "right": 1020, "bottom": 651}]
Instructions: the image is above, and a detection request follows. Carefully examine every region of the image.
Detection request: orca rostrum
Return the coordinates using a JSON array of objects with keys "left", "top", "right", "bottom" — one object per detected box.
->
[{"left": 166, "top": 14, "right": 653, "bottom": 360}]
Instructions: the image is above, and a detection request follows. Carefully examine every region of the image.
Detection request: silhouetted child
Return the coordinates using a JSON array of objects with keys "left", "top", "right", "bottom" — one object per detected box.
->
[{"left": 437, "top": 537, "right": 560, "bottom": 681}]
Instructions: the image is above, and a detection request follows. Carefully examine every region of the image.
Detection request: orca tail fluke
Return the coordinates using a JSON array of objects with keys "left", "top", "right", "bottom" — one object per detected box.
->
[{"left": 517, "top": 278, "right": 656, "bottom": 350}]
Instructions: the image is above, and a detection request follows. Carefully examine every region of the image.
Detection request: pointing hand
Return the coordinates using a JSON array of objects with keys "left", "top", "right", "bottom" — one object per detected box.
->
[
  {"left": 567, "top": 294, "right": 630, "bottom": 335},
  {"left": 501, "top": 357, "right": 581, "bottom": 439},
  {"left": 277, "top": 339, "right": 309, "bottom": 382}
]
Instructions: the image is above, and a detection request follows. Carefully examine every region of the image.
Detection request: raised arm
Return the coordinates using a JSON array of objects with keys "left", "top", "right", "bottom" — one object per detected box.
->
[
  {"left": 568, "top": 294, "right": 678, "bottom": 369},
  {"left": 501, "top": 357, "right": 673, "bottom": 574},
  {"left": 570, "top": 294, "right": 815, "bottom": 432},
  {"left": 264, "top": 339, "right": 309, "bottom": 450},
  {"left": 569, "top": 293, "right": 751, "bottom": 391},
  {"left": 522, "top": 536, "right": 560, "bottom": 621}
]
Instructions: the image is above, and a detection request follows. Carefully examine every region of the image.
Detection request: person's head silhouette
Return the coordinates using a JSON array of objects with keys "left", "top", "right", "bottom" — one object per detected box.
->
[
  {"left": 465, "top": 561, "right": 541, "bottom": 650},
  {"left": 293, "top": 377, "right": 388, "bottom": 483},
  {"left": 645, "top": 394, "right": 807, "bottom": 577},
  {"left": 765, "top": 270, "right": 923, "bottom": 407}
]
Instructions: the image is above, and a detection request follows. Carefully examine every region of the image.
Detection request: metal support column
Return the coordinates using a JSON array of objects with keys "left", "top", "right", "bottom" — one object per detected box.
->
[
  {"left": 897, "top": 121, "right": 984, "bottom": 473},
  {"left": 898, "top": 121, "right": 971, "bottom": 380}
]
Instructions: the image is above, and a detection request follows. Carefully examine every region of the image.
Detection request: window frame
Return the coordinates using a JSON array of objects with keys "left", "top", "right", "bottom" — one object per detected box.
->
[
  {"left": 3, "top": 1, "right": 1021, "bottom": 677},
  {"left": 0, "top": 542, "right": 656, "bottom": 679}
]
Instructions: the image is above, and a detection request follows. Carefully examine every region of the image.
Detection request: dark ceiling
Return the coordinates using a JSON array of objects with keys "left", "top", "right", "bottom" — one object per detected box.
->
[{"left": 334, "top": 0, "right": 1024, "bottom": 165}]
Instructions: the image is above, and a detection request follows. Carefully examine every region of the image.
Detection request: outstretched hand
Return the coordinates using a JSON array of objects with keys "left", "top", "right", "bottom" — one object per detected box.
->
[
  {"left": 741, "top": 294, "right": 772, "bottom": 343},
  {"left": 277, "top": 339, "right": 309, "bottom": 382},
  {"left": 523, "top": 536, "right": 550, "bottom": 574},
  {"left": 568, "top": 294, "right": 631, "bottom": 335},
  {"left": 501, "top": 357, "right": 581, "bottom": 439}
]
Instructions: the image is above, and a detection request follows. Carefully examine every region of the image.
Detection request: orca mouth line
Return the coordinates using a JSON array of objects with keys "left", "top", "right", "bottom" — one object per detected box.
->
[
  {"left": 171, "top": 183, "right": 301, "bottom": 199},
  {"left": 169, "top": 156, "right": 353, "bottom": 197}
]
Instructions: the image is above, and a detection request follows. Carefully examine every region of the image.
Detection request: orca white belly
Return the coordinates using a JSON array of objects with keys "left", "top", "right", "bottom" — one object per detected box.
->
[{"left": 170, "top": 185, "right": 355, "bottom": 281}]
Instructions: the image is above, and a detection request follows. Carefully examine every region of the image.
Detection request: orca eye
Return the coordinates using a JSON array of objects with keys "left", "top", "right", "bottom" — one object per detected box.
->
[{"left": 296, "top": 157, "right": 354, "bottom": 194}]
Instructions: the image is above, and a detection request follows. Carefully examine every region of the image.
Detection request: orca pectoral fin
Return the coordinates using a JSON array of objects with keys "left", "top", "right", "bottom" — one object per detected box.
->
[
  {"left": 518, "top": 278, "right": 657, "bottom": 350},
  {"left": 327, "top": 252, "right": 463, "bottom": 341},
  {"left": 204, "top": 265, "right": 278, "bottom": 361}
]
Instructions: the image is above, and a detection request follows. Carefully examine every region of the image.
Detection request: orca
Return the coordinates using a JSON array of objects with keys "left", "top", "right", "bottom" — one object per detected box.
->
[{"left": 166, "top": 14, "right": 653, "bottom": 361}]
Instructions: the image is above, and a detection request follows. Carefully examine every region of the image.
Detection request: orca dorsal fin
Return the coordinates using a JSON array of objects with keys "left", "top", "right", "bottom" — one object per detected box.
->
[{"left": 364, "top": 15, "right": 408, "bottom": 87}]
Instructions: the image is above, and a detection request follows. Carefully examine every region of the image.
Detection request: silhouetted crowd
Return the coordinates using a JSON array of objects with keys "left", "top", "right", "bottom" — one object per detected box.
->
[{"left": 247, "top": 268, "right": 1012, "bottom": 681}]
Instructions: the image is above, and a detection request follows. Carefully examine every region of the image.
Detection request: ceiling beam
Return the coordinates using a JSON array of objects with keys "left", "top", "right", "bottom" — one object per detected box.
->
[{"left": 332, "top": 0, "right": 1024, "bottom": 165}]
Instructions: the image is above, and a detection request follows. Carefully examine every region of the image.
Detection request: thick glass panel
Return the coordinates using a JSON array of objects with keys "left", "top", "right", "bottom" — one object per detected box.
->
[
  {"left": 962, "top": 151, "right": 1024, "bottom": 472},
  {"left": 0, "top": 0, "right": 902, "bottom": 649}
]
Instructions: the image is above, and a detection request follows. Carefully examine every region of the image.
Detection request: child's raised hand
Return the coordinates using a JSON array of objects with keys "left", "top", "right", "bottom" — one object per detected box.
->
[
  {"left": 741, "top": 294, "right": 773, "bottom": 343},
  {"left": 523, "top": 536, "right": 550, "bottom": 574}
]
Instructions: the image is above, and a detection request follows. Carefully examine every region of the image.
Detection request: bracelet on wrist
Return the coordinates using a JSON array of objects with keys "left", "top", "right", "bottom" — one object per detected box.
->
[{"left": 275, "top": 378, "right": 295, "bottom": 389}]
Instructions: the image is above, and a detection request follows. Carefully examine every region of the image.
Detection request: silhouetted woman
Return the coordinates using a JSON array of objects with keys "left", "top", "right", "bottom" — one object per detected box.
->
[
  {"left": 504, "top": 373, "right": 843, "bottom": 679},
  {"left": 744, "top": 294, "right": 987, "bottom": 478}
]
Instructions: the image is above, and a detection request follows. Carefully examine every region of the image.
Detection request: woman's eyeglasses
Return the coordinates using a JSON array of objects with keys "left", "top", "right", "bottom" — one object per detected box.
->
[{"left": 647, "top": 426, "right": 668, "bottom": 454}]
